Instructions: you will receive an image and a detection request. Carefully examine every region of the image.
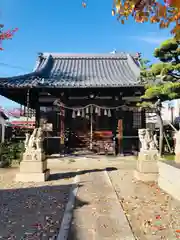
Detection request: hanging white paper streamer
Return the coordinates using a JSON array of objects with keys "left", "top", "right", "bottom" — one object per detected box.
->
[
  {"left": 81, "top": 109, "right": 85, "bottom": 118},
  {"left": 77, "top": 109, "right": 81, "bottom": 116},
  {"left": 72, "top": 110, "right": 76, "bottom": 118}
]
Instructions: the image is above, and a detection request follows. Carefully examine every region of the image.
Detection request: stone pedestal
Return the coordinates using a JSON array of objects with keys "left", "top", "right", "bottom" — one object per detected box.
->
[
  {"left": 134, "top": 150, "right": 159, "bottom": 182},
  {"left": 174, "top": 130, "right": 180, "bottom": 163},
  {"left": 175, "top": 152, "right": 180, "bottom": 163},
  {"left": 15, "top": 149, "right": 50, "bottom": 182}
]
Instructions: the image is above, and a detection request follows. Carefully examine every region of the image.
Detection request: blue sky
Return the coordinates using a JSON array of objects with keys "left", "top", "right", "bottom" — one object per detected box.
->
[{"left": 0, "top": 0, "right": 172, "bottom": 108}]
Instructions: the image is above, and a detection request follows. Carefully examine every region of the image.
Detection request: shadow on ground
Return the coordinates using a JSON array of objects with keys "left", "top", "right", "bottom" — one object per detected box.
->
[
  {"left": 49, "top": 167, "right": 118, "bottom": 181},
  {"left": 47, "top": 151, "right": 95, "bottom": 159},
  {"left": 0, "top": 183, "right": 88, "bottom": 239}
]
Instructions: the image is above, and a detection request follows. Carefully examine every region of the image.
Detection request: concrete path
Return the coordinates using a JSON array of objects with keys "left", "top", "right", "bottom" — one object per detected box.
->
[{"left": 68, "top": 169, "right": 135, "bottom": 240}]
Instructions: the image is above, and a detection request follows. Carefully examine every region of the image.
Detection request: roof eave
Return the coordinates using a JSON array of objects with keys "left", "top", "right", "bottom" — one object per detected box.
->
[{"left": 0, "top": 81, "right": 144, "bottom": 89}]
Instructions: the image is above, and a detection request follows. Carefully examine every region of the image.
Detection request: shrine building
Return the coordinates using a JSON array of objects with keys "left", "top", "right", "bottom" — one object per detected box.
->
[{"left": 0, "top": 52, "right": 146, "bottom": 155}]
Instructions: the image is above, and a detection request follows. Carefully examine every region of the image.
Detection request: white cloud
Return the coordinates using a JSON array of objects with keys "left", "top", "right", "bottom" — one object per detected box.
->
[
  {"left": 131, "top": 34, "right": 170, "bottom": 44},
  {"left": 137, "top": 36, "right": 168, "bottom": 44}
]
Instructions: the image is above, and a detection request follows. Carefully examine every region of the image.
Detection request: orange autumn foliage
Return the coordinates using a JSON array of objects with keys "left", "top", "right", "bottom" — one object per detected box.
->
[{"left": 112, "top": 0, "right": 180, "bottom": 39}]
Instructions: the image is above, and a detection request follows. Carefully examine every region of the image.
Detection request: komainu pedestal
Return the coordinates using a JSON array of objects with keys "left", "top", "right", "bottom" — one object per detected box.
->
[
  {"left": 175, "top": 130, "right": 180, "bottom": 163},
  {"left": 15, "top": 128, "right": 50, "bottom": 182},
  {"left": 134, "top": 129, "right": 159, "bottom": 182}
]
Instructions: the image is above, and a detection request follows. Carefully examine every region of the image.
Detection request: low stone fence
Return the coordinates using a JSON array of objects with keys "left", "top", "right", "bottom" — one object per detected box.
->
[{"left": 158, "top": 161, "right": 180, "bottom": 201}]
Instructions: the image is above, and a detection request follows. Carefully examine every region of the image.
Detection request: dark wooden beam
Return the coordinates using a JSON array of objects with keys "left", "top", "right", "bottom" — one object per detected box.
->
[{"left": 0, "top": 86, "right": 145, "bottom": 107}]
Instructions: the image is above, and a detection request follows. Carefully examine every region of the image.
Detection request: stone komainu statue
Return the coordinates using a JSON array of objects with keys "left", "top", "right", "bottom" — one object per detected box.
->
[
  {"left": 24, "top": 133, "right": 31, "bottom": 149},
  {"left": 138, "top": 129, "right": 148, "bottom": 151},
  {"left": 24, "top": 128, "right": 44, "bottom": 151},
  {"left": 138, "top": 128, "right": 158, "bottom": 152}
]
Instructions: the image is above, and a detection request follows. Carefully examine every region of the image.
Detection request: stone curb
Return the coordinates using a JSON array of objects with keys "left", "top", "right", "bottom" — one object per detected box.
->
[{"left": 56, "top": 170, "right": 80, "bottom": 240}]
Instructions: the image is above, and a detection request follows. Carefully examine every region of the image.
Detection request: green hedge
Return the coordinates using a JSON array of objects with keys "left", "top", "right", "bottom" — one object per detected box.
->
[{"left": 0, "top": 141, "right": 25, "bottom": 167}]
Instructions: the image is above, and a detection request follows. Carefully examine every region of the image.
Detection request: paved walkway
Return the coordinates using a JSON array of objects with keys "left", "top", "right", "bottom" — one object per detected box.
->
[{"left": 68, "top": 169, "right": 135, "bottom": 240}]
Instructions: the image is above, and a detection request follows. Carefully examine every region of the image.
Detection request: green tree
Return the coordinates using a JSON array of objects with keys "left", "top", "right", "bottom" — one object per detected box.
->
[
  {"left": 138, "top": 38, "right": 180, "bottom": 156},
  {"left": 139, "top": 56, "right": 151, "bottom": 71}
]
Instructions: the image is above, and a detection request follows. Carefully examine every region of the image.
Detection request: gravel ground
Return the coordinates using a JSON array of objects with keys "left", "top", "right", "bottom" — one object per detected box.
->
[
  {"left": 1, "top": 156, "right": 180, "bottom": 240},
  {"left": 108, "top": 169, "right": 180, "bottom": 240},
  {"left": 0, "top": 168, "right": 73, "bottom": 240}
]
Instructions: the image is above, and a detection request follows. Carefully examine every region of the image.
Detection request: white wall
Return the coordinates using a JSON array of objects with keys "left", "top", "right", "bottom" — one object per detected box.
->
[
  {"left": 161, "top": 99, "right": 180, "bottom": 122},
  {"left": 146, "top": 99, "right": 180, "bottom": 126}
]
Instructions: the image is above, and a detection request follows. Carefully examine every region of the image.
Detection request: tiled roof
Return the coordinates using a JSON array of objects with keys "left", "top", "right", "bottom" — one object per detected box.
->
[{"left": 0, "top": 53, "right": 141, "bottom": 88}]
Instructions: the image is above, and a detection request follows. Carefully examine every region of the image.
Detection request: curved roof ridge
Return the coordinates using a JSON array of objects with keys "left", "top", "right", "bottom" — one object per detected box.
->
[
  {"left": 41, "top": 52, "right": 137, "bottom": 59},
  {"left": 0, "top": 71, "right": 39, "bottom": 81},
  {"left": 0, "top": 55, "right": 52, "bottom": 81}
]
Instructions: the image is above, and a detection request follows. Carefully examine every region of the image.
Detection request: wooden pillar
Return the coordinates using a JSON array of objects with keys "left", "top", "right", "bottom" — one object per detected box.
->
[
  {"left": 112, "top": 109, "right": 116, "bottom": 135},
  {"left": 112, "top": 109, "right": 118, "bottom": 155},
  {"left": 26, "top": 88, "right": 30, "bottom": 129},
  {"left": 90, "top": 105, "right": 93, "bottom": 150},
  {"left": 60, "top": 102, "right": 65, "bottom": 153},
  {"left": 68, "top": 109, "right": 72, "bottom": 151},
  {"left": 35, "top": 92, "right": 40, "bottom": 128},
  {"left": 141, "top": 109, "right": 146, "bottom": 128},
  {"left": 117, "top": 109, "right": 123, "bottom": 155}
]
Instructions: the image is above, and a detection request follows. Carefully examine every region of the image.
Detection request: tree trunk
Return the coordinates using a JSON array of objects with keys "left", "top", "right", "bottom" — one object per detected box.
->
[
  {"left": 174, "top": 55, "right": 180, "bottom": 64},
  {"left": 156, "top": 110, "right": 163, "bottom": 156}
]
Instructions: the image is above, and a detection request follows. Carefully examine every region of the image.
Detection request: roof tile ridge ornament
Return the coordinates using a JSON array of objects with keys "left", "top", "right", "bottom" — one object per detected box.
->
[
  {"left": 110, "top": 49, "right": 117, "bottom": 54},
  {"left": 126, "top": 53, "right": 141, "bottom": 80},
  {"left": 33, "top": 52, "right": 43, "bottom": 71},
  {"left": 34, "top": 53, "right": 52, "bottom": 73}
]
